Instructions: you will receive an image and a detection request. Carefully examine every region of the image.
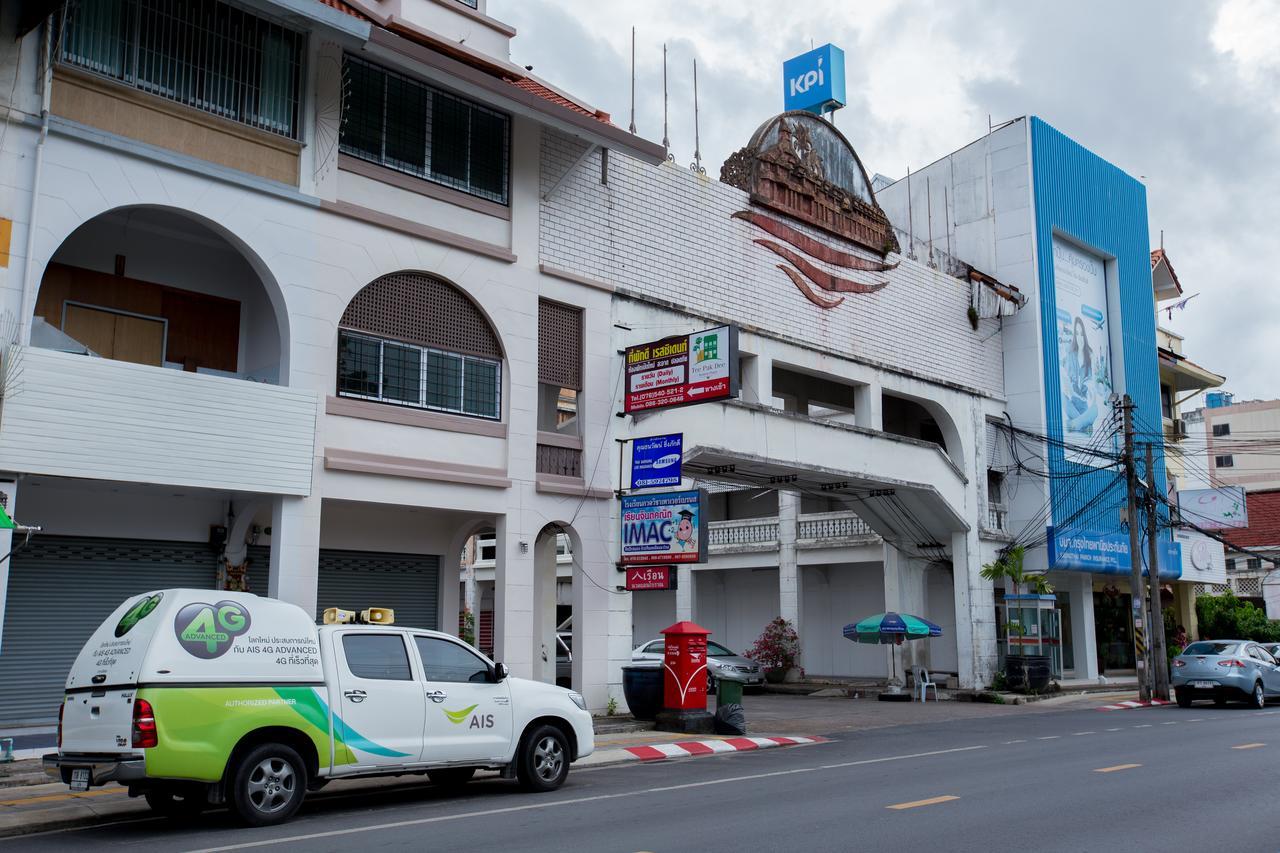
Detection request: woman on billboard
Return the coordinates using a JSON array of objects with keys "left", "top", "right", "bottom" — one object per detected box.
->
[{"left": 1064, "top": 316, "right": 1098, "bottom": 434}]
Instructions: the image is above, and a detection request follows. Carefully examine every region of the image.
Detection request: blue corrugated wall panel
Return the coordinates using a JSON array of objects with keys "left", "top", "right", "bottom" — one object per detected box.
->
[{"left": 1029, "top": 117, "right": 1167, "bottom": 538}]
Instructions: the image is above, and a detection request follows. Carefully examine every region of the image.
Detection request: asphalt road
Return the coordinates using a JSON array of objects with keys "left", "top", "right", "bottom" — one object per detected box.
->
[{"left": 7, "top": 702, "right": 1279, "bottom": 852}]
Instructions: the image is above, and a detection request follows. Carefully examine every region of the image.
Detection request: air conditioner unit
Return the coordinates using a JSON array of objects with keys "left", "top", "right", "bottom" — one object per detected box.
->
[{"left": 1172, "top": 419, "right": 1188, "bottom": 438}]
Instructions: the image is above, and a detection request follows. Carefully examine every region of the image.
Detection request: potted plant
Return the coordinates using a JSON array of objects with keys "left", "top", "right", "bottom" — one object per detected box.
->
[
  {"left": 981, "top": 546, "right": 1055, "bottom": 692},
  {"left": 745, "top": 617, "right": 801, "bottom": 683}
]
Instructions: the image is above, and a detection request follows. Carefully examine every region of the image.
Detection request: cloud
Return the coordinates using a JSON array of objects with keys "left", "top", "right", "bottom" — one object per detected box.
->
[{"left": 493, "top": 0, "right": 1280, "bottom": 400}]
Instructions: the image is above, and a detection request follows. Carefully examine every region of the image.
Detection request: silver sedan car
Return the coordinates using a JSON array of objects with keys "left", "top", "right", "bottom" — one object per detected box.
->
[
  {"left": 632, "top": 638, "right": 764, "bottom": 688},
  {"left": 1172, "top": 640, "right": 1280, "bottom": 708}
]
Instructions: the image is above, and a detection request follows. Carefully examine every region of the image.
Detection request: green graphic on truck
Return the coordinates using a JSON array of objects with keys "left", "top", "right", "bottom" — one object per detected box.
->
[
  {"left": 173, "top": 600, "right": 252, "bottom": 659},
  {"left": 114, "top": 593, "right": 163, "bottom": 637}
]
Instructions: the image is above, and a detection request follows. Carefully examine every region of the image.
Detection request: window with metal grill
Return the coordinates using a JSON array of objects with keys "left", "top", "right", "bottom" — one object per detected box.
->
[
  {"left": 1213, "top": 423, "right": 1231, "bottom": 437},
  {"left": 341, "top": 55, "right": 510, "bottom": 205},
  {"left": 537, "top": 299, "right": 583, "bottom": 434},
  {"left": 1216, "top": 455, "right": 1235, "bottom": 468},
  {"left": 337, "top": 272, "right": 503, "bottom": 420},
  {"left": 1248, "top": 557, "right": 1262, "bottom": 571},
  {"left": 56, "top": 0, "right": 304, "bottom": 138}
]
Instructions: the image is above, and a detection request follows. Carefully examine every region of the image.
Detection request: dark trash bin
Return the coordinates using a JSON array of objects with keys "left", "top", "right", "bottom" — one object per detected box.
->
[
  {"left": 1006, "top": 654, "right": 1052, "bottom": 692},
  {"left": 622, "top": 663, "right": 663, "bottom": 721}
]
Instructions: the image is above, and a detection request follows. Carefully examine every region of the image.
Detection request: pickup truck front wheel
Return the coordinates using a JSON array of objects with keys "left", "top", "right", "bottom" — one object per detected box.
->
[
  {"left": 229, "top": 743, "right": 307, "bottom": 827},
  {"left": 516, "top": 725, "right": 569, "bottom": 792}
]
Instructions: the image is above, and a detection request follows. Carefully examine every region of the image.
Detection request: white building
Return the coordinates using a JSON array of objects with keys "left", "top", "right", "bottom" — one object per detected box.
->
[{"left": 0, "top": 0, "right": 665, "bottom": 724}]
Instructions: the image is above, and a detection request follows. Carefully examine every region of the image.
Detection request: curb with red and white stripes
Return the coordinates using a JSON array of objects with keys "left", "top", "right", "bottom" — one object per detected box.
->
[
  {"left": 1097, "top": 698, "right": 1172, "bottom": 711},
  {"left": 619, "top": 736, "right": 829, "bottom": 762}
]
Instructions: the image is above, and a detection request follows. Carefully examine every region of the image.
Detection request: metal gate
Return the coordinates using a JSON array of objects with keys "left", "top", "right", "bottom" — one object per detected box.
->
[
  {"left": 316, "top": 549, "right": 440, "bottom": 630},
  {"left": 0, "top": 536, "right": 223, "bottom": 726}
]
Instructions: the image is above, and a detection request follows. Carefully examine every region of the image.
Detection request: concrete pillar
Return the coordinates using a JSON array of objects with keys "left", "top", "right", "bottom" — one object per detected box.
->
[
  {"left": 268, "top": 494, "right": 322, "bottom": 616},
  {"left": 950, "top": 528, "right": 989, "bottom": 689},
  {"left": 778, "top": 490, "right": 801, "bottom": 674},
  {"left": 571, "top": 524, "right": 616, "bottom": 711},
  {"left": 532, "top": 532, "right": 558, "bottom": 684},
  {"left": 855, "top": 382, "right": 884, "bottom": 431},
  {"left": 493, "top": 515, "right": 535, "bottom": 678},
  {"left": 675, "top": 565, "right": 694, "bottom": 621},
  {"left": 1063, "top": 572, "right": 1099, "bottom": 681},
  {"left": 438, "top": 541, "right": 462, "bottom": 638},
  {"left": 1175, "top": 582, "right": 1199, "bottom": 639},
  {"left": 0, "top": 479, "right": 18, "bottom": 654}
]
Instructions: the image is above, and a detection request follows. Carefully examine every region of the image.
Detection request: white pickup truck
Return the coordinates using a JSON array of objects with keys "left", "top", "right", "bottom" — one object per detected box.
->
[{"left": 44, "top": 590, "right": 593, "bottom": 826}]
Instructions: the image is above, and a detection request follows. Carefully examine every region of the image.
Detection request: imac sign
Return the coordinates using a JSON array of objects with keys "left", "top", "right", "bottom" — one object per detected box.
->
[{"left": 782, "top": 44, "right": 846, "bottom": 115}]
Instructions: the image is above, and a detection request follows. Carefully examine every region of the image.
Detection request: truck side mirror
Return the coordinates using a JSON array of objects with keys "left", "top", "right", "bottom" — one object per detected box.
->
[{"left": 492, "top": 662, "right": 509, "bottom": 682}]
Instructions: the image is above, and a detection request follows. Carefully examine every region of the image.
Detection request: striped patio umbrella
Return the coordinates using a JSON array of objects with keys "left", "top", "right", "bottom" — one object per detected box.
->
[{"left": 842, "top": 612, "right": 943, "bottom": 687}]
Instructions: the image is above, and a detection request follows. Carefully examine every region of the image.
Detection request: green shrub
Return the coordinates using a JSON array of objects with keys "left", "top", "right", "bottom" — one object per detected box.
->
[{"left": 1195, "top": 592, "right": 1280, "bottom": 643}]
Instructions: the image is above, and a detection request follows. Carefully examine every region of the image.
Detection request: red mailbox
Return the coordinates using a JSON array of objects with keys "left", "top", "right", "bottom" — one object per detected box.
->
[{"left": 655, "top": 621, "right": 715, "bottom": 733}]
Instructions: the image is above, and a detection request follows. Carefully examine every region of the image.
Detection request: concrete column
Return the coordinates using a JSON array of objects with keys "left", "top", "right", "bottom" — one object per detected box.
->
[
  {"left": 571, "top": 524, "right": 616, "bottom": 711},
  {"left": 950, "top": 529, "right": 989, "bottom": 689},
  {"left": 0, "top": 479, "right": 18, "bottom": 654},
  {"left": 438, "top": 542, "right": 462, "bottom": 638},
  {"left": 778, "top": 490, "right": 801, "bottom": 674},
  {"left": 1065, "top": 571, "right": 1099, "bottom": 681},
  {"left": 531, "top": 532, "right": 558, "bottom": 684},
  {"left": 493, "top": 515, "right": 535, "bottom": 678},
  {"left": 1175, "top": 582, "right": 1199, "bottom": 639},
  {"left": 855, "top": 382, "right": 884, "bottom": 431},
  {"left": 675, "top": 566, "right": 695, "bottom": 621},
  {"left": 268, "top": 494, "right": 322, "bottom": 615},
  {"left": 882, "top": 543, "right": 905, "bottom": 683}
]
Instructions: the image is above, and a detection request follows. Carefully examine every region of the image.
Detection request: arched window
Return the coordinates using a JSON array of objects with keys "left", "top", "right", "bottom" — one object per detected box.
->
[{"left": 337, "top": 272, "right": 503, "bottom": 419}]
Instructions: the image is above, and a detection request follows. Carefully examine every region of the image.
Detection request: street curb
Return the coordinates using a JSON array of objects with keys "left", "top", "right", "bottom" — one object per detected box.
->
[
  {"left": 1096, "top": 699, "right": 1173, "bottom": 711},
  {"left": 583, "top": 736, "right": 829, "bottom": 766}
]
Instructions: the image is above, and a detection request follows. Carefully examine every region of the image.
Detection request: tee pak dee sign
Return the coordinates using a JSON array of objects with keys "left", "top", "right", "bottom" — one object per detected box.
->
[
  {"left": 620, "top": 489, "right": 708, "bottom": 565},
  {"left": 623, "top": 326, "right": 738, "bottom": 414}
]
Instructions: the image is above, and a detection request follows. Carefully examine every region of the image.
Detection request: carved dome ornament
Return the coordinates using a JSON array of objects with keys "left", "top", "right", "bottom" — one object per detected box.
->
[{"left": 722, "top": 111, "right": 899, "bottom": 309}]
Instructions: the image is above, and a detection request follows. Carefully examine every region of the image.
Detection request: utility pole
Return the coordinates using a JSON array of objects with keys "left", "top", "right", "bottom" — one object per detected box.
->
[
  {"left": 1145, "top": 442, "right": 1170, "bottom": 700},
  {"left": 1121, "top": 395, "right": 1151, "bottom": 701}
]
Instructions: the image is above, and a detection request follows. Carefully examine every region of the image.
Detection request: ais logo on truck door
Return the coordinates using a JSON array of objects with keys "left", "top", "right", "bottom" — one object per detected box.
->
[
  {"left": 174, "top": 600, "right": 252, "bottom": 659},
  {"left": 444, "top": 704, "right": 494, "bottom": 728}
]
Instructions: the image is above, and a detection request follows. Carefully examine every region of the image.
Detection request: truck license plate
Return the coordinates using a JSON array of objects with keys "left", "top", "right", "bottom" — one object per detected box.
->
[
  {"left": 70, "top": 768, "right": 90, "bottom": 792},
  {"left": 1192, "top": 680, "right": 1215, "bottom": 690}
]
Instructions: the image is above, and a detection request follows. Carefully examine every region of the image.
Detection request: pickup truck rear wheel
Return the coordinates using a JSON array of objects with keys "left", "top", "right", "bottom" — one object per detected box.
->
[
  {"left": 229, "top": 743, "right": 307, "bottom": 827},
  {"left": 517, "top": 725, "right": 570, "bottom": 792},
  {"left": 427, "top": 767, "right": 476, "bottom": 788},
  {"left": 144, "top": 786, "right": 207, "bottom": 818}
]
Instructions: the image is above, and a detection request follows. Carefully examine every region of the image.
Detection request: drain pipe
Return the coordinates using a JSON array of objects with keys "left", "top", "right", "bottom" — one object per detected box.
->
[{"left": 18, "top": 23, "right": 53, "bottom": 347}]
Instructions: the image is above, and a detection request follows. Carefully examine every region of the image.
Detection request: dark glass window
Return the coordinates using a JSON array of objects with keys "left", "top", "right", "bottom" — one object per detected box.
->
[
  {"left": 1216, "top": 455, "right": 1235, "bottom": 468},
  {"left": 1213, "top": 423, "right": 1231, "bottom": 437},
  {"left": 340, "top": 56, "right": 510, "bottom": 204},
  {"left": 58, "top": 0, "right": 303, "bottom": 137},
  {"left": 338, "top": 330, "right": 501, "bottom": 420},
  {"left": 343, "top": 635, "right": 412, "bottom": 681},
  {"left": 414, "top": 637, "right": 490, "bottom": 683}
]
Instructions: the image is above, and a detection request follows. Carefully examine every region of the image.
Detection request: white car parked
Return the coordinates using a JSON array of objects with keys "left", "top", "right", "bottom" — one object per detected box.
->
[{"left": 631, "top": 638, "right": 764, "bottom": 688}]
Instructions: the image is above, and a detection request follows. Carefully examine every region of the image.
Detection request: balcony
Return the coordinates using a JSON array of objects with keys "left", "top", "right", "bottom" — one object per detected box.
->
[
  {"left": 0, "top": 347, "right": 317, "bottom": 495},
  {"left": 709, "top": 510, "right": 878, "bottom": 554}
]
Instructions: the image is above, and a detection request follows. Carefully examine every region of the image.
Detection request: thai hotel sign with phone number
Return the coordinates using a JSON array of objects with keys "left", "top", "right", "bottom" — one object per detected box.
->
[{"left": 623, "top": 326, "right": 738, "bottom": 413}]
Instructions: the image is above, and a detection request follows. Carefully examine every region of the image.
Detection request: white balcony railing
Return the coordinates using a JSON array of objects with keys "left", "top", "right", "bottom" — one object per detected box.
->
[
  {"left": 708, "top": 511, "right": 876, "bottom": 552},
  {"left": 0, "top": 347, "right": 317, "bottom": 495},
  {"left": 986, "top": 503, "right": 1008, "bottom": 531}
]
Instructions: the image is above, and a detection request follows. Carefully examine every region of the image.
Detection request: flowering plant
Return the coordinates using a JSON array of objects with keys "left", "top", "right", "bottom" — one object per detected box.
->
[{"left": 745, "top": 617, "right": 801, "bottom": 672}]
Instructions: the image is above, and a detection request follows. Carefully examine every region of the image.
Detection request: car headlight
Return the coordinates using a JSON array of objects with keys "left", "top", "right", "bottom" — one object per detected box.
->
[{"left": 568, "top": 691, "right": 587, "bottom": 711}]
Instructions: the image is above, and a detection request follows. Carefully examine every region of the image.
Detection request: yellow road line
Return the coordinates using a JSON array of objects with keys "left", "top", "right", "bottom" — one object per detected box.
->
[
  {"left": 0, "top": 788, "right": 125, "bottom": 807},
  {"left": 886, "top": 795, "right": 960, "bottom": 810},
  {"left": 1232, "top": 743, "right": 1266, "bottom": 750},
  {"left": 1093, "top": 763, "right": 1141, "bottom": 773}
]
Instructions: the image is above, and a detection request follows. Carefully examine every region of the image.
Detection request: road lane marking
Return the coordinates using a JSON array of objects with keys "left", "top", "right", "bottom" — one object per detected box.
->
[
  {"left": 1094, "top": 764, "right": 1141, "bottom": 773},
  {"left": 1002, "top": 739, "right": 1026, "bottom": 744},
  {"left": 1232, "top": 743, "right": 1266, "bottom": 750},
  {"left": 1160, "top": 721, "right": 1178, "bottom": 726},
  {"left": 1072, "top": 731, "right": 1095, "bottom": 736},
  {"left": 1186, "top": 718, "right": 1203, "bottom": 722},
  {"left": 1105, "top": 728, "right": 1121, "bottom": 732},
  {"left": 187, "top": 744, "right": 990, "bottom": 852},
  {"left": 1132, "top": 724, "right": 1152, "bottom": 728},
  {"left": 1037, "top": 736, "right": 1060, "bottom": 740},
  {"left": 887, "top": 795, "right": 959, "bottom": 810}
]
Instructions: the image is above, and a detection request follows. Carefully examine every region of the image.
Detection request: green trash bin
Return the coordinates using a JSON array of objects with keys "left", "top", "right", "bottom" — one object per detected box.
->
[{"left": 716, "top": 673, "right": 744, "bottom": 706}]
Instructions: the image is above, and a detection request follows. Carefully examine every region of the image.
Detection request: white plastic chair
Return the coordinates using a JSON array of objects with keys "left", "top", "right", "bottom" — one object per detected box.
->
[{"left": 913, "top": 666, "right": 939, "bottom": 702}]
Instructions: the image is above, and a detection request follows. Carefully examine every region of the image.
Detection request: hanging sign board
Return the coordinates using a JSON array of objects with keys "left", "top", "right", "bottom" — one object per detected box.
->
[
  {"left": 1176, "top": 486, "right": 1248, "bottom": 530},
  {"left": 624, "top": 566, "right": 676, "bottom": 591},
  {"left": 619, "top": 489, "right": 708, "bottom": 565},
  {"left": 630, "top": 433, "right": 684, "bottom": 490},
  {"left": 623, "top": 326, "right": 738, "bottom": 414}
]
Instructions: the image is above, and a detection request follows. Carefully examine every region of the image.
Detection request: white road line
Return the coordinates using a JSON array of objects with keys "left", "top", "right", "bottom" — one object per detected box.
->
[
  {"left": 1132, "top": 724, "right": 1152, "bottom": 729},
  {"left": 1003, "top": 739, "right": 1027, "bottom": 744},
  {"left": 1186, "top": 718, "right": 1203, "bottom": 722},
  {"left": 1105, "top": 728, "right": 1122, "bottom": 732},
  {"left": 185, "top": 745, "right": 990, "bottom": 852},
  {"left": 1160, "top": 721, "right": 1178, "bottom": 726},
  {"left": 1072, "top": 732, "right": 1095, "bottom": 736},
  {"left": 1037, "top": 736, "right": 1060, "bottom": 740}
]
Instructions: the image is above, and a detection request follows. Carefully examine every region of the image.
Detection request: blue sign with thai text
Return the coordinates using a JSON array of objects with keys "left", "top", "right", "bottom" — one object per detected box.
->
[
  {"left": 631, "top": 434, "right": 683, "bottom": 490},
  {"left": 1047, "top": 527, "right": 1182, "bottom": 579},
  {"left": 782, "top": 44, "right": 846, "bottom": 115}
]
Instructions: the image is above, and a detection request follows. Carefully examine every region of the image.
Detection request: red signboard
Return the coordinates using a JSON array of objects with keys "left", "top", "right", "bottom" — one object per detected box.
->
[
  {"left": 625, "top": 566, "right": 675, "bottom": 591},
  {"left": 623, "top": 326, "right": 738, "bottom": 414}
]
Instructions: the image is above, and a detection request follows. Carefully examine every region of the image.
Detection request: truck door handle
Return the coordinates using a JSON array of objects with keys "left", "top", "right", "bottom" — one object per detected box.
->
[
  {"left": 344, "top": 690, "right": 367, "bottom": 703},
  {"left": 425, "top": 690, "right": 448, "bottom": 703}
]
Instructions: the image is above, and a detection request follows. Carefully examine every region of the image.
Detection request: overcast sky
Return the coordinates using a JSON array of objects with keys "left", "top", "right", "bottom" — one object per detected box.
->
[{"left": 493, "top": 0, "right": 1280, "bottom": 403}]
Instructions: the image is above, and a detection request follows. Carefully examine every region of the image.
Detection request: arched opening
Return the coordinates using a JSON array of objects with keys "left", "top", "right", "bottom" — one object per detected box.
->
[
  {"left": 882, "top": 391, "right": 962, "bottom": 461},
  {"left": 533, "top": 522, "right": 576, "bottom": 688},
  {"left": 336, "top": 271, "right": 505, "bottom": 421},
  {"left": 32, "top": 206, "right": 288, "bottom": 383}
]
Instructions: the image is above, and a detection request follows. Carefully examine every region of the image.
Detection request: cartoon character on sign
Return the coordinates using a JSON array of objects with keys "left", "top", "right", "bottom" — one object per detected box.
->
[{"left": 675, "top": 508, "right": 696, "bottom": 551}]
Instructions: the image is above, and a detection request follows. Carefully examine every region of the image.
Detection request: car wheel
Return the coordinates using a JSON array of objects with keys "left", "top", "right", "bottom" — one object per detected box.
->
[
  {"left": 1252, "top": 681, "right": 1266, "bottom": 709},
  {"left": 706, "top": 671, "right": 717, "bottom": 695},
  {"left": 516, "top": 724, "right": 570, "bottom": 792},
  {"left": 144, "top": 786, "right": 206, "bottom": 818},
  {"left": 427, "top": 767, "right": 476, "bottom": 788},
  {"left": 1176, "top": 690, "right": 1193, "bottom": 708},
  {"left": 229, "top": 743, "right": 307, "bottom": 827}
]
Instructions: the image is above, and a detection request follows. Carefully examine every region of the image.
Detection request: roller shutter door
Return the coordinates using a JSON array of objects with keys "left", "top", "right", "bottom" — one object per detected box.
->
[
  {"left": 316, "top": 549, "right": 439, "bottom": 630},
  {"left": 0, "top": 537, "right": 224, "bottom": 726}
]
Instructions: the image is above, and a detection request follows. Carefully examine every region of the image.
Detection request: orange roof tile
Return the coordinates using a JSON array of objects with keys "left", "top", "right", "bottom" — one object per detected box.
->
[
  {"left": 507, "top": 77, "right": 612, "bottom": 124},
  {"left": 1223, "top": 490, "right": 1280, "bottom": 549},
  {"left": 315, "top": 0, "right": 370, "bottom": 21}
]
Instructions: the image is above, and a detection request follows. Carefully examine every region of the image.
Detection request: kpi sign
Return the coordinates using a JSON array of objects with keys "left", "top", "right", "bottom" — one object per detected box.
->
[
  {"left": 631, "top": 434, "right": 683, "bottom": 489},
  {"left": 620, "top": 489, "right": 708, "bottom": 565},
  {"left": 623, "top": 326, "right": 738, "bottom": 414},
  {"left": 782, "top": 44, "right": 846, "bottom": 115}
]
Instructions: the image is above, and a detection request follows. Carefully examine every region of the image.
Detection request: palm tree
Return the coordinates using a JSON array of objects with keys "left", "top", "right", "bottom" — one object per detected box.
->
[{"left": 980, "top": 545, "right": 1053, "bottom": 596}]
